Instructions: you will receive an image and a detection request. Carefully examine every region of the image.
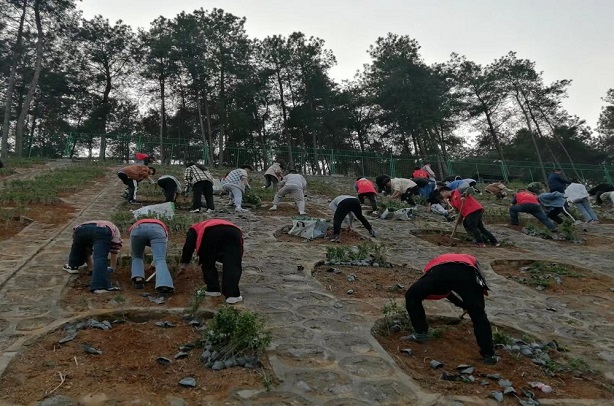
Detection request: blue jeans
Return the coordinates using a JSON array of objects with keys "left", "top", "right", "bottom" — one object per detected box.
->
[
  {"left": 130, "top": 223, "right": 173, "bottom": 290},
  {"left": 69, "top": 224, "right": 112, "bottom": 291},
  {"left": 510, "top": 204, "right": 557, "bottom": 231},
  {"left": 573, "top": 198, "right": 598, "bottom": 222}
]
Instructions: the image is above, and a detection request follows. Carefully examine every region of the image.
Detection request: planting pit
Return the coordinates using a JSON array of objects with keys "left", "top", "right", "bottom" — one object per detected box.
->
[
  {"left": 312, "top": 263, "right": 421, "bottom": 300},
  {"left": 491, "top": 259, "right": 614, "bottom": 295},
  {"left": 0, "top": 203, "right": 76, "bottom": 241},
  {"left": 274, "top": 225, "right": 367, "bottom": 245},
  {"left": 61, "top": 258, "right": 225, "bottom": 312},
  {"left": 0, "top": 312, "right": 271, "bottom": 405},
  {"left": 373, "top": 316, "right": 614, "bottom": 402},
  {"left": 411, "top": 229, "right": 520, "bottom": 250}
]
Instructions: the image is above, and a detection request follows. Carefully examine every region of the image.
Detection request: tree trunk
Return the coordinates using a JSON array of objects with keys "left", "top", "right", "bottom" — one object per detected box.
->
[
  {"left": 534, "top": 103, "right": 580, "bottom": 178},
  {"left": 1, "top": 0, "right": 28, "bottom": 158},
  {"left": 275, "top": 64, "right": 293, "bottom": 167},
  {"left": 15, "top": 0, "right": 43, "bottom": 157},
  {"left": 202, "top": 87, "right": 215, "bottom": 165},
  {"left": 159, "top": 74, "right": 166, "bottom": 163},
  {"left": 196, "top": 92, "right": 208, "bottom": 162},
  {"left": 218, "top": 46, "right": 226, "bottom": 166},
  {"left": 514, "top": 91, "right": 548, "bottom": 185},
  {"left": 99, "top": 64, "right": 112, "bottom": 160}
]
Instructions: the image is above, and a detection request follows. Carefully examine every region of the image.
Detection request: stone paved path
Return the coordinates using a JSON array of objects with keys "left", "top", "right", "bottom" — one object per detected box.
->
[{"left": 1, "top": 169, "right": 613, "bottom": 405}]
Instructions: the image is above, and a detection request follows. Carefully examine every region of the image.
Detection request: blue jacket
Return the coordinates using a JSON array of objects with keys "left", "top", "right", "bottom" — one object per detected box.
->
[{"left": 547, "top": 173, "right": 570, "bottom": 193}]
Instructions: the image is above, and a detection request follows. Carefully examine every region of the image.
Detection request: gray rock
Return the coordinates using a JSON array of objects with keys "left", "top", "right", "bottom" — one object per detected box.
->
[
  {"left": 503, "top": 386, "right": 516, "bottom": 395},
  {"left": 327, "top": 267, "right": 341, "bottom": 274},
  {"left": 536, "top": 285, "right": 546, "bottom": 291},
  {"left": 157, "top": 357, "right": 172, "bottom": 365},
  {"left": 480, "top": 380, "right": 490, "bottom": 386},
  {"left": 346, "top": 274, "right": 357, "bottom": 282},
  {"left": 346, "top": 289, "right": 354, "bottom": 295},
  {"left": 372, "top": 263, "right": 379, "bottom": 267},
  {"left": 200, "top": 350, "right": 212, "bottom": 361},
  {"left": 188, "top": 320, "right": 202, "bottom": 326},
  {"left": 440, "top": 372, "right": 459, "bottom": 381},
  {"left": 244, "top": 362, "right": 256, "bottom": 369},
  {"left": 333, "top": 302, "right": 343, "bottom": 309},
  {"left": 610, "top": 288, "right": 614, "bottom": 292},
  {"left": 521, "top": 348, "right": 534, "bottom": 357},
  {"left": 459, "top": 367, "right": 474, "bottom": 374},
  {"left": 460, "top": 375, "right": 475, "bottom": 383},
  {"left": 236, "top": 356, "right": 247, "bottom": 366},
  {"left": 211, "top": 350, "right": 219, "bottom": 360},
  {"left": 487, "top": 373, "right": 501, "bottom": 380},
  {"left": 82, "top": 344, "right": 103, "bottom": 355},
  {"left": 178, "top": 377, "right": 196, "bottom": 388},
  {"left": 166, "top": 396, "right": 188, "bottom": 406},
  {"left": 498, "top": 379, "right": 512, "bottom": 388},
  {"left": 58, "top": 332, "right": 77, "bottom": 344},
  {"left": 204, "top": 344, "right": 213, "bottom": 351},
  {"left": 491, "top": 391, "right": 504, "bottom": 402},
  {"left": 174, "top": 352, "right": 189, "bottom": 359},
  {"left": 430, "top": 360, "right": 443, "bottom": 369},
  {"left": 37, "top": 395, "right": 76, "bottom": 406},
  {"left": 511, "top": 345, "right": 520, "bottom": 352},
  {"left": 212, "top": 360, "right": 225, "bottom": 370},
  {"left": 155, "top": 321, "right": 176, "bottom": 328},
  {"left": 531, "top": 358, "right": 547, "bottom": 366},
  {"left": 530, "top": 343, "right": 542, "bottom": 349},
  {"left": 179, "top": 344, "right": 195, "bottom": 352},
  {"left": 224, "top": 358, "right": 236, "bottom": 368}
]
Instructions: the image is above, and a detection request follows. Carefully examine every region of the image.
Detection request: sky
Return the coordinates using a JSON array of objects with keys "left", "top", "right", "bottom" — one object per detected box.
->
[{"left": 79, "top": 0, "right": 614, "bottom": 130}]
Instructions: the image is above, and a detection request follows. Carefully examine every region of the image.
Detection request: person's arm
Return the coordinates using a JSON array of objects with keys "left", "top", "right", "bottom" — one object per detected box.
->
[
  {"left": 109, "top": 252, "right": 118, "bottom": 270},
  {"left": 183, "top": 168, "right": 191, "bottom": 193},
  {"left": 511, "top": 195, "right": 517, "bottom": 205},
  {"left": 302, "top": 176, "right": 307, "bottom": 191},
  {"left": 241, "top": 173, "right": 250, "bottom": 190},
  {"left": 180, "top": 228, "right": 197, "bottom": 270}
]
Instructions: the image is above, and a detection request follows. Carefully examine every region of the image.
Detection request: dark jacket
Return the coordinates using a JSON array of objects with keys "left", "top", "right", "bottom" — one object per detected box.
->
[{"left": 547, "top": 172, "right": 570, "bottom": 193}]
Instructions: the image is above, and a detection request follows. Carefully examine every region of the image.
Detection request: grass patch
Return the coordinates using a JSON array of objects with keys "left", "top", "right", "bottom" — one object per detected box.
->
[
  {"left": 326, "top": 242, "right": 388, "bottom": 265},
  {"left": 511, "top": 261, "right": 582, "bottom": 289}
]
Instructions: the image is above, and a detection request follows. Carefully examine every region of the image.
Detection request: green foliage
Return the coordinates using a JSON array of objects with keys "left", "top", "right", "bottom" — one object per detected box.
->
[
  {"left": 511, "top": 261, "right": 582, "bottom": 290},
  {"left": 206, "top": 306, "right": 272, "bottom": 360},
  {"left": 326, "top": 242, "right": 388, "bottom": 265},
  {"left": 378, "top": 199, "right": 413, "bottom": 212},
  {"left": 559, "top": 220, "right": 581, "bottom": 242},
  {"left": 242, "top": 193, "right": 262, "bottom": 207},
  {"left": 492, "top": 329, "right": 513, "bottom": 345}
]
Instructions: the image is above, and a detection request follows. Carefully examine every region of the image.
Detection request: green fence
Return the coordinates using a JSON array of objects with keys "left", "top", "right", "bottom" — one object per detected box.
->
[{"left": 49, "top": 132, "right": 614, "bottom": 183}]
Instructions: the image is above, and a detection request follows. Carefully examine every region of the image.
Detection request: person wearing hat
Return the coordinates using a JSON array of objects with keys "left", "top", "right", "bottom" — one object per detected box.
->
[{"left": 547, "top": 169, "right": 571, "bottom": 193}]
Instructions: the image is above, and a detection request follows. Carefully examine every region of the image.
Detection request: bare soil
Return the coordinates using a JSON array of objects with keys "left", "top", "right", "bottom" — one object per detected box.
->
[
  {"left": 312, "top": 264, "right": 422, "bottom": 300},
  {"left": 374, "top": 319, "right": 613, "bottom": 403},
  {"left": 0, "top": 203, "right": 76, "bottom": 241},
  {"left": 491, "top": 260, "right": 614, "bottom": 296},
  {"left": 253, "top": 202, "right": 328, "bottom": 218},
  {"left": 274, "top": 226, "right": 368, "bottom": 246},
  {"left": 0, "top": 314, "right": 269, "bottom": 405},
  {"left": 60, "top": 263, "right": 227, "bottom": 312},
  {"left": 412, "top": 229, "right": 523, "bottom": 251}
]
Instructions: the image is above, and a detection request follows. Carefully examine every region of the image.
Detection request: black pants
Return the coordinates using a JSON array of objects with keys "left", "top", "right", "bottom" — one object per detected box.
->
[
  {"left": 192, "top": 180, "right": 214, "bottom": 210},
  {"left": 547, "top": 207, "right": 564, "bottom": 224},
  {"left": 333, "top": 198, "right": 372, "bottom": 235},
  {"left": 118, "top": 172, "right": 137, "bottom": 201},
  {"left": 405, "top": 263, "right": 494, "bottom": 357},
  {"left": 198, "top": 225, "right": 242, "bottom": 297},
  {"left": 358, "top": 192, "right": 378, "bottom": 211},
  {"left": 264, "top": 174, "right": 278, "bottom": 189},
  {"left": 157, "top": 178, "right": 177, "bottom": 202},
  {"left": 400, "top": 188, "right": 416, "bottom": 205},
  {"left": 463, "top": 210, "right": 498, "bottom": 244}
]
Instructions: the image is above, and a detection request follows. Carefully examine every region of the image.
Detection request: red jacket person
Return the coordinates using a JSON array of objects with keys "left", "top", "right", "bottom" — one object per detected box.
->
[
  {"left": 180, "top": 219, "right": 244, "bottom": 304},
  {"left": 402, "top": 253, "right": 499, "bottom": 364}
]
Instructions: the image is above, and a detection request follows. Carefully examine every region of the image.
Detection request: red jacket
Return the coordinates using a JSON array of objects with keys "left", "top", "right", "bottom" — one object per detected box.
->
[
  {"left": 449, "top": 189, "right": 482, "bottom": 217},
  {"left": 191, "top": 219, "right": 243, "bottom": 253},
  {"left": 355, "top": 178, "right": 377, "bottom": 194},
  {"left": 423, "top": 253, "right": 488, "bottom": 299},
  {"left": 129, "top": 219, "right": 168, "bottom": 235},
  {"left": 412, "top": 169, "right": 429, "bottom": 179},
  {"left": 514, "top": 191, "right": 539, "bottom": 205}
]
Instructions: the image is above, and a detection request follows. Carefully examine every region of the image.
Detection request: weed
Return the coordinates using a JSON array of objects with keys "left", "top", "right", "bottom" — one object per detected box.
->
[
  {"left": 326, "top": 242, "right": 389, "bottom": 265},
  {"left": 429, "top": 328, "right": 444, "bottom": 339},
  {"left": 205, "top": 306, "right": 272, "bottom": 360},
  {"left": 258, "top": 368, "right": 274, "bottom": 391},
  {"left": 378, "top": 199, "right": 413, "bottom": 212},
  {"left": 559, "top": 220, "right": 582, "bottom": 242},
  {"left": 242, "top": 193, "right": 262, "bottom": 207},
  {"left": 511, "top": 261, "right": 582, "bottom": 290},
  {"left": 188, "top": 288, "right": 207, "bottom": 315},
  {"left": 492, "top": 329, "right": 513, "bottom": 345},
  {"left": 380, "top": 299, "right": 410, "bottom": 335},
  {"left": 567, "top": 357, "right": 594, "bottom": 374}
]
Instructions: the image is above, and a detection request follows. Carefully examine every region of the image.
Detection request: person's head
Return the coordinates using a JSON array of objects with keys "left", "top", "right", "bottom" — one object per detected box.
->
[
  {"left": 554, "top": 168, "right": 562, "bottom": 174},
  {"left": 241, "top": 164, "right": 253, "bottom": 172},
  {"left": 277, "top": 159, "right": 286, "bottom": 169},
  {"left": 423, "top": 162, "right": 431, "bottom": 167},
  {"left": 571, "top": 178, "right": 580, "bottom": 183},
  {"left": 439, "top": 186, "right": 452, "bottom": 198},
  {"left": 289, "top": 169, "right": 298, "bottom": 174},
  {"left": 454, "top": 176, "right": 462, "bottom": 181},
  {"left": 414, "top": 166, "right": 421, "bottom": 170},
  {"left": 148, "top": 167, "right": 156, "bottom": 175},
  {"left": 185, "top": 161, "right": 195, "bottom": 167},
  {"left": 385, "top": 178, "right": 392, "bottom": 186},
  {"left": 468, "top": 180, "right": 477, "bottom": 187},
  {"left": 517, "top": 188, "right": 527, "bottom": 193}
]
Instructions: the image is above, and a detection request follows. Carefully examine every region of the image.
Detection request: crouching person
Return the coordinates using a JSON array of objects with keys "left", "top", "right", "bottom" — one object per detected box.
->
[
  {"left": 180, "top": 219, "right": 244, "bottom": 304},
  {"left": 129, "top": 218, "right": 174, "bottom": 293},
  {"left": 63, "top": 221, "right": 122, "bottom": 293},
  {"left": 403, "top": 253, "right": 499, "bottom": 365},
  {"left": 510, "top": 189, "right": 557, "bottom": 231},
  {"left": 355, "top": 177, "right": 378, "bottom": 212},
  {"left": 329, "top": 195, "right": 376, "bottom": 243},
  {"left": 270, "top": 169, "right": 308, "bottom": 215}
]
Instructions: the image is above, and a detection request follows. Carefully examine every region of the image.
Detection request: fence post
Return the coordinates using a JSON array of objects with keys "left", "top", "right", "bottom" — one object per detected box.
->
[
  {"left": 529, "top": 168, "right": 534, "bottom": 182},
  {"left": 330, "top": 150, "right": 334, "bottom": 175},
  {"left": 500, "top": 161, "right": 509, "bottom": 182},
  {"left": 63, "top": 133, "right": 73, "bottom": 158},
  {"left": 602, "top": 164, "right": 613, "bottom": 184}
]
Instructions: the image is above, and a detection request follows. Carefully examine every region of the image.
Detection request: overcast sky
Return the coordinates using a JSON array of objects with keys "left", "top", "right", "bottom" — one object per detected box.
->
[{"left": 80, "top": 0, "right": 614, "bottom": 130}]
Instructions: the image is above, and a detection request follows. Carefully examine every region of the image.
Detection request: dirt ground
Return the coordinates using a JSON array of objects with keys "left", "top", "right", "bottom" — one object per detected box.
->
[
  {"left": 412, "top": 229, "right": 523, "bottom": 251},
  {"left": 491, "top": 260, "right": 614, "bottom": 296},
  {"left": 0, "top": 314, "right": 269, "bottom": 405},
  {"left": 274, "top": 226, "right": 369, "bottom": 246},
  {"left": 312, "top": 264, "right": 422, "bottom": 300},
  {"left": 61, "top": 264, "right": 228, "bottom": 311},
  {"left": 374, "top": 319, "right": 613, "bottom": 403},
  {"left": 0, "top": 203, "right": 76, "bottom": 241},
  {"left": 253, "top": 202, "right": 329, "bottom": 218}
]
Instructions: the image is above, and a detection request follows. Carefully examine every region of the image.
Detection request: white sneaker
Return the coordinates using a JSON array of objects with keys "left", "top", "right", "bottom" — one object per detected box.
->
[
  {"left": 269, "top": 205, "right": 278, "bottom": 211},
  {"left": 189, "top": 208, "right": 200, "bottom": 213},
  {"left": 62, "top": 264, "right": 80, "bottom": 274},
  {"left": 205, "top": 209, "right": 214, "bottom": 214},
  {"left": 93, "top": 287, "right": 120, "bottom": 294},
  {"left": 299, "top": 212, "right": 307, "bottom": 215},
  {"left": 226, "top": 296, "right": 243, "bottom": 304},
  {"left": 261, "top": 186, "right": 266, "bottom": 189},
  {"left": 204, "top": 291, "right": 221, "bottom": 297},
  {"left": 235, "top": 207, "right": 249, "bottom": 213}
]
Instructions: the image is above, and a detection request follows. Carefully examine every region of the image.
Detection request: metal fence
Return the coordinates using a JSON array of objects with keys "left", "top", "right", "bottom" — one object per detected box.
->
[{"left": 40, "top": 133, "right": 614, "bottom": 183}]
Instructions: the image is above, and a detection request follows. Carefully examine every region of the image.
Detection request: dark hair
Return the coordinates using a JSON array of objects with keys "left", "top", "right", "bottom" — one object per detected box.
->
[
  {"left": 277, "top": 159, "right": 286, "bottom": 169},
  {"left": 469, "top": 180, "right": 477, "bottom": 187},
  {"left": 185, "top": 162, "right": 195, "bottom": 167},
  {"left": 149, "top": 167, "right": 156, "bottom": 175},
  {"left": 289, "top": 169, "right": 298, "bottom": 174},
  {"left": 241, "top": 164, "right": 253, "bottom": 171},
  {"left": 439, "top": 186, "right": 451, "bottom": 192},
  {"left": 414, "top": 166, "right": 420, "bottom": 170}
]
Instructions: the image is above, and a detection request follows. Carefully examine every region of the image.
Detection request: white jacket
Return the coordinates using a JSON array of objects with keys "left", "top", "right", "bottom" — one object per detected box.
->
[{"left": 564, "top": 183, "right": 589, "bottom": 203}]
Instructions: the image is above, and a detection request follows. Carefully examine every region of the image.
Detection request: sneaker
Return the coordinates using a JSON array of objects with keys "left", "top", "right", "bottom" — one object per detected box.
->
[
  {"left": 493, "top": 242, "right": 501, "bottom": 247},
  {"left": 132, "top": 277, "right": 145, "bottom": 289},
  {"left": 261, "top": 186, "right": 267, "bottom": 189},
  {"left": 329, "top": 234, "right": 340, "bottom": 243},
  {"left": 62, "top": 264, "right": 80, "bottom": 274},
  {"left": 235, "top": 207, "right": 249, "bottom": 213},
  {"left": 483, "top": 355, "right": 501, "bottom": 365},
  {"left": 204, "top": 291, "right": 221, "bottom": 297},
  {"left": 93, "top": 287, "right": 121, "bottom": 294},
  {"left": 400, "top": 332, "right": 428, "bottom": 343},
  {"left": 269, "top": 205, "right": 278, "bottom": 211},
  {"left": 369, "top": 229, "right": 377, "bottom": 238},
  {"left": 299, "top": 212, "right": 307, "bottom": 215},
  {"left": 371, "top": 211, "right": 379, "bottom": 216},
  {"left": 226, "top": 296, "right": 243, "bottom": 304},
  {"left": 189, "top": 208, "right": 201, "bottom": 213},
  {"left": 205, "top": 209, "right": 214, "bottom": 214},
  {"left": 156, "top": 286, "right": 174, "bottom": 295},
  {"left": 129, "top": 200, "right": 139, "bottom": 205}
]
